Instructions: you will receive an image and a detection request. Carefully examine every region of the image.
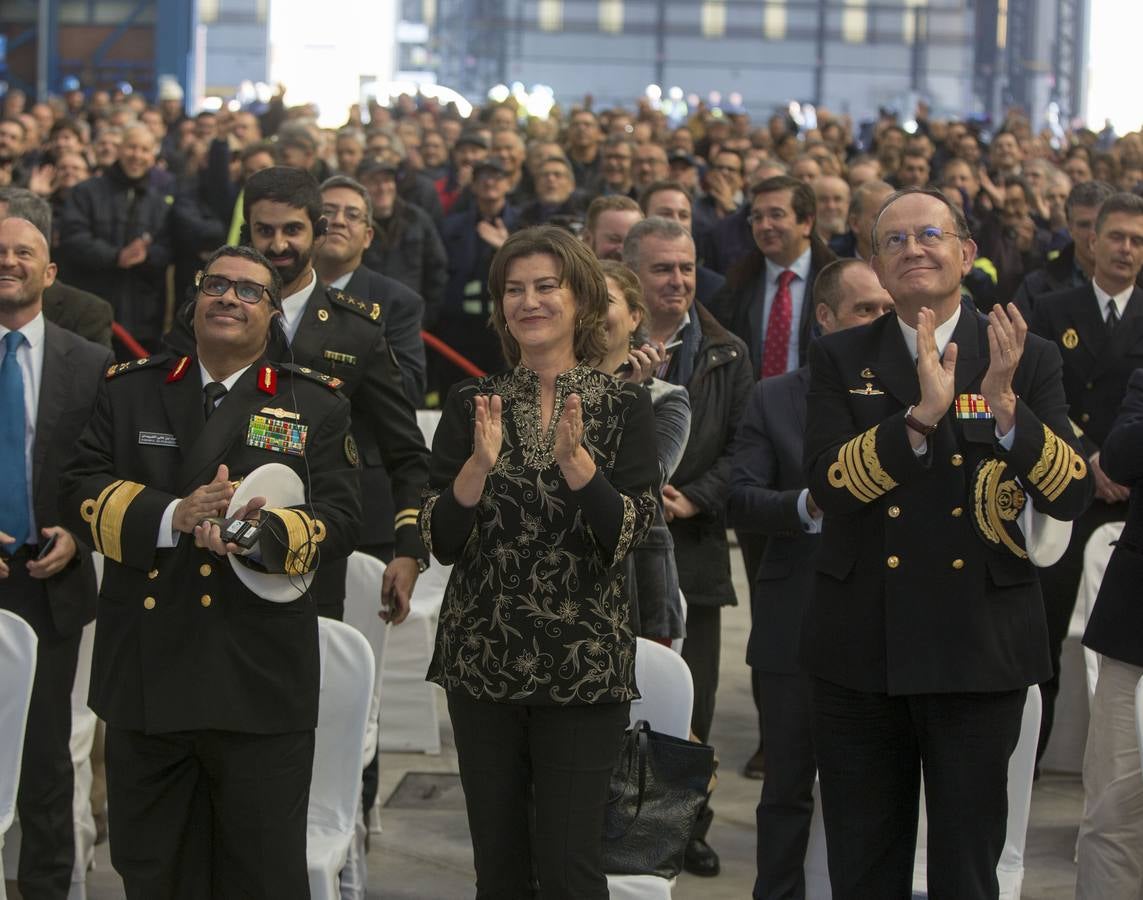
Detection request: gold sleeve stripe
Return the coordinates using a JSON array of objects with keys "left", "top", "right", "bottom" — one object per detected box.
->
[
  {"left": 265, "top": 507, "right": 320, "bottom": 576},
  {"left": 79, "top": 479, "right": 146, "bottom": 562},
  {"left": 395, "top": 507, "right": 420, "bottom": 529},
  {"left": 828, "top": 426, "right": 897, "bottom": 503},
  {"left": 1029, "top": 425, "right": 1087, "bottom": 502},
  {"left": 973, "top": 460, "right": 1028, "bottom": 559}
]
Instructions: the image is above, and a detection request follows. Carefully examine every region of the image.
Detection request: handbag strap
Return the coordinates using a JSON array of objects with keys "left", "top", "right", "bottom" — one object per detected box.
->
[{"left": 607, "top": 721, "right": 651, "bottom": 839}]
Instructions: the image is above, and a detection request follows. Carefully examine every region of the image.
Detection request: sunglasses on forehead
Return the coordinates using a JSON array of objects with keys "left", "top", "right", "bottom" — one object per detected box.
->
[{"left": 195, "top": 272, "right": 272, "bottom": 305}]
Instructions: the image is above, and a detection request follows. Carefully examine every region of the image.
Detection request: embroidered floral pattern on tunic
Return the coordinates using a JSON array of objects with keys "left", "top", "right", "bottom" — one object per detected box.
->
[{"left": 422, "top": 366, "right": 658, "bottom": 705}]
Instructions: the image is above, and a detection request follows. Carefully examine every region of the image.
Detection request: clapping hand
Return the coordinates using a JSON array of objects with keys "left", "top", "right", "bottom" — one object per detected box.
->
[
  {"left": 173, "top": 464, "right": 235, "bottom": 534},
  {"left": 472, "top": 394, "right": 503, "bottom": 472},
  {"left": 554, "top": 394, "right": 596, "bottom": 490},
  {"left": 913, "top": 306, "right": 957, "bottom": 427},
  {"left": 981, "top": 302, "right": 1025, "bottom": 434}
]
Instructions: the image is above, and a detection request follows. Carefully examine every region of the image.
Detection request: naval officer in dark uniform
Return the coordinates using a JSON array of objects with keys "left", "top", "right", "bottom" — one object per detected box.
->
[
  {"left": 61, "top": 244, "right": 361, "bottom": 898},
  {"left": 166, "top": 166, "right": 430, "bottom": 621},
  {"left": 1026, "top": 191, "right": 1143, "bottom": 762},
  {"left": 802, "top": 187, "right": 1092, "bottom": 899}
]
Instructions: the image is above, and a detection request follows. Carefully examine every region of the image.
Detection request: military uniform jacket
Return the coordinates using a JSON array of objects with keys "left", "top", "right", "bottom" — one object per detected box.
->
[
  {"left": 1028, "top": 284, "right": 1143, "bottom": 454},
  {"left": 167, "top": 282, "right": 429, "bottom": 557},
  {"left": 1084, "top": 368, "right": 1143, "bottom": 667},
  {"left": 802, "top": 307, "right": 1092, "bottom": 695},
  {"left": 60, "top": 353, "right": 361, "bottom": 735}
]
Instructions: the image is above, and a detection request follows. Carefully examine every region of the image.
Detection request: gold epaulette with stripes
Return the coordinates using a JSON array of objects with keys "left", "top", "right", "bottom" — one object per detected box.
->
[
  {"left": 265, "top": 507, "right": 327, "bottom": 577},
  {"left": 80, "top": 480, "right": 147, "bottom": 561},
  {"left": 1028, "top": 425, "right": 1087, "bottom": 502},
  {"left": 827, "top": 426, "right": 898, "bottom": 503}
]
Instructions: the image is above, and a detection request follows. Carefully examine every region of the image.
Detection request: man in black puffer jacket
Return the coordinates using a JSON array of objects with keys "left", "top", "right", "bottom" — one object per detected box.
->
[{"left": 57, "top": 124, "right": 172, "bottom": 357}]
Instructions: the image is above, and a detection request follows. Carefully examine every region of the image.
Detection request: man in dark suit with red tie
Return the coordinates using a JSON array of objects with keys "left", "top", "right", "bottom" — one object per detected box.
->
[
  {"left": 0, "top": 215, "right": 112, "bottom": 899},
  {"left": 729, "top": 259, "right": 895, "bottom": 898},
  {"left": 707, "top": 173, "right": 836, "bottom": 777},
  {"left": 1026, "top": 191, "right": 1143, "bottom": 764}
]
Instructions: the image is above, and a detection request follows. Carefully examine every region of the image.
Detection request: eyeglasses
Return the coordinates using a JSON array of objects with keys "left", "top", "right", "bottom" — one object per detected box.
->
[
  {"left": 878, "top": 226, "right": 964, "bottom": 255},
  {"left": 321, "top": 204, "right": 367, "bottom": 224},
  {"left": 197, "top": 273, "right": 271, "bottom": 305}
]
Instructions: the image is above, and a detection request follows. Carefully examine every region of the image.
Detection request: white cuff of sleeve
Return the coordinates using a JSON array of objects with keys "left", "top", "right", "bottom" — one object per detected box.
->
[
  {"left": 157, "top": 500, "right": 181, "bottom": 549},
  {"left": 996, "top": 425, "right": 1015, "bottom": 450},
  {"left": 797, "top": 488, "right": 823, "bottom": 534}
]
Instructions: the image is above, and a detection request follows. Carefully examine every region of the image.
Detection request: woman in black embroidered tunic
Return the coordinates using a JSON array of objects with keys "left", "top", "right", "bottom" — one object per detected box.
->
[{"left": 420, "top": 226, "right": 658, "bottom": 898}]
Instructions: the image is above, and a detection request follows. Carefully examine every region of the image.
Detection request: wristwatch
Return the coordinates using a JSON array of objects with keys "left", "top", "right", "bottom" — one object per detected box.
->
[{"left": 905, "top": 405, "right": 937, "bottom": 437}]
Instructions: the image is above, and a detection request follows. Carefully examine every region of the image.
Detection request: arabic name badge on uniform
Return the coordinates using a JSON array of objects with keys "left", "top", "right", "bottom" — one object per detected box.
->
[
  {"left": 247, "top": 409, "right": 307, "bottom": 456},
  {"left": 955, "top": 393, "right": 993, "bottom": 419},
  {"left": 1062, "top": 328, "right": 1079, "bottom": 350}
]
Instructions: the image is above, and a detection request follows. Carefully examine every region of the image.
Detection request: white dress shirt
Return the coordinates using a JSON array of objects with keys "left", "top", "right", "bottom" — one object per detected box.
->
[
  {"left": 1092, "top": 279, "right": 1133, "bottom": 323},
  {"left": 761, "top": 246, "right": 813, "bottom": 375},
  {"left": 280, "top": 269, "right": 319, "bottom": 345},
  {"left": 1, "top": 312, "right": 45, "bottom": 544}
]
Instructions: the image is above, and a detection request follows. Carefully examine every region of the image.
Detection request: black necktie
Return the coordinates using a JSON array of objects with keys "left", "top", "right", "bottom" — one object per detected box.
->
[
  {"left": 1107, "top": 302, "right": 1120, "bottom": 335},
  {"left": 203, "top": 381, "right": 228, "bottom": 420}
]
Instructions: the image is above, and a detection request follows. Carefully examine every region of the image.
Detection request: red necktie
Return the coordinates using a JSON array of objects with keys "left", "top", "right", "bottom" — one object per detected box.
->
[{"left": 761, "top": 269, "right": 796, "bottom": 378}]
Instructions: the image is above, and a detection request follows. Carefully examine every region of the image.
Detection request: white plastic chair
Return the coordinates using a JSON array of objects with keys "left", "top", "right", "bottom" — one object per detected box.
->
[
  {"left": 307, "top": 618, "right": 375, "bottom": 900},
  {"left": 378, "top": 560, "right": 448, "bottom": 754},
  {"left": 805, "top": 687, "right": 1043, "bottom": 900},
  {"left": 1077, "top": 522, "right": 1125, "bottom": 702},
  {"left": 0, "top": 610, "right": 38, "bottom": 890},
  {"left": 67, "top": 621, "right": 98, "bottom": 900},
  {"left": 1134, "top": 677, "right": 1143, "bottom": 775},
  {"left": 338, "top": 552, "right": 390, "bottom": 900},
  {"left": 607, "top": 638, "right": 693, "bottom": 899}
]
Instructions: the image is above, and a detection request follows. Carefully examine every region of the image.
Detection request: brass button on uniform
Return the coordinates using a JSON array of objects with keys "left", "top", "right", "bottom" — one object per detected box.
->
[
  {"left": 951, "top": 507, "right": 964, "bottom": 517},
  {"left": 200, "top": 594, "right": 212, "bottom": 608},
  {"left": 887, "top": 555, "right": 900, "bottom": 569},
  {"left": 952, "top": 558, "right": 965, "bottom": 570},
  {"left": 1086, "top": 382, "right": 1094, "bottom": 390},
  {"left": 950, "top": 453, "right": 964, "bottom": 467},
  {"left": 888, "top": 506, "right": 901, "bottom": 518},
  {"left": 200, "top": 563, "right": 212, "bottom": 577},
  {"left": 147, "top": 569, "right": 159, "bottom": 580},
  {"left": 1081, "top": 413, "right": 1091, "bottom": 423},
  {"left": 143, "top": 597, "right": 156, "bottom": 610}
]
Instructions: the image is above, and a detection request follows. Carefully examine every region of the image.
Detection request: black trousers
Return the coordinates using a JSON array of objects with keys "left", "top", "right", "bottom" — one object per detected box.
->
[
  {"left": 754, "top": 671, "right": 816, "bottom": 900},
  {"left": 811, "top": 679, "right": 1025, "bottom": 900},
  {"left": 1036, "top": 498, "right": 1126, "bottom": 762},
  {"left": 3, "top": 558, "right": 79, "bottom": 900},
  {"left": 447, "top": 692, "right": 630, "bottom": 900},
  {"left": 680, "top": 604, "right": 721, "bottom": 843},
  {"left": 105, "top": 726, "right": 314, "bottom": 900},
  {"left": 737, "top": 531, "right": 767, "bottom": 752}
]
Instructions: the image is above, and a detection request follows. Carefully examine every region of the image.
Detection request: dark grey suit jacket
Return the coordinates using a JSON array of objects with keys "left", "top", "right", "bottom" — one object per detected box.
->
[
  {"left": 344, "top": 265, "right": 426, "bottom": 405},
  {"left": 727, "top": 365, "right": 817, "bottom": 673},
  {"left": 9, "top": 320, "right": 114, "bottom": 637},
  {"left": 42, "top": 280, "right": 114, "bottom": 349}
]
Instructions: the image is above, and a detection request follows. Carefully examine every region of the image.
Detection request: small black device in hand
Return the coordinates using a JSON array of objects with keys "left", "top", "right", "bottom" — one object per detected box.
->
[
  {"left": 35, "top": 533, "right": 58, "bottom": 561},
  {"left": 614, "top": 338, "right": 684, "bottom": 375},
  {"left": 221, "top": 517, "right": 263, "bottom": 550}
]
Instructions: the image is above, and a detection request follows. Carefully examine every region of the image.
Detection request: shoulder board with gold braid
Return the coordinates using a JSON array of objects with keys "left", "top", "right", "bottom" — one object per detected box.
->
[
  {"left": 104, "top": 355, "right": 171, "bottom": 380},
  {"left": 279, "top": 363, "right": 346, "bottom": 392},
  {"left": 328, "top": 288, "right": 383, "bottom": 324}
]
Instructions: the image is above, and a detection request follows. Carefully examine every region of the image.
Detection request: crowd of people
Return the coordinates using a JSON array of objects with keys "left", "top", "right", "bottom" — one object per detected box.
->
[{"left": 2, "top": 74, "right": 1143, "bottom": 900}]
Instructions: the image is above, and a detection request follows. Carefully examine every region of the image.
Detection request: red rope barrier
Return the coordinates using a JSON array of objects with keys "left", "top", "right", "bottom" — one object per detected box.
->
[
  {"left": 421, "top": 331, "right": 486, "bottom": 378},
  {"left": 112, "top": 322, "right": 150, "bottom": 360}
]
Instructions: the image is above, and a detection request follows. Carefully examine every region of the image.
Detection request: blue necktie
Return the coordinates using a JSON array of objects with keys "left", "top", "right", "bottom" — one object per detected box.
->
[{"left": 0, "top": 331, "right": 29, "bottom": 551}]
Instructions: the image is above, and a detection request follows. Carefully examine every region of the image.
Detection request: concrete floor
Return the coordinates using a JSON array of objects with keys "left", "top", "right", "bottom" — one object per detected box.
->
[{"left": 50, "top": 546, "right": 1085, "bottom": 899}]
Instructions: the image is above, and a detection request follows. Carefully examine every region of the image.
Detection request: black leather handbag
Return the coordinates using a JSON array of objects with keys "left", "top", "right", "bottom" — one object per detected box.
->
[{"left": 601, "top": 719, "right": 716, "bottom": 879}]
